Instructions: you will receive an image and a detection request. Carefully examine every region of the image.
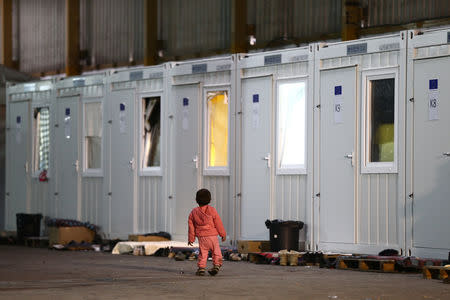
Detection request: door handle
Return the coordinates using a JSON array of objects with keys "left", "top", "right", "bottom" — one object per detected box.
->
[
  {"left": 192, "top": 155, "right": 199, "bottom": 169},
  {"left": 72, "top": 160, "right": 79, "bottom": 172},
  {"left": 344, "top": 152, "right": 354, "bottom": 167},
  {"left": 129, "top": 158, "right": 135, "bottom": 170},
  {"left": 443, "top": 152, "right": 450, "bottom": 157},
  {"left": 262, "top": 153, "right": 271, "bottom": 168}
]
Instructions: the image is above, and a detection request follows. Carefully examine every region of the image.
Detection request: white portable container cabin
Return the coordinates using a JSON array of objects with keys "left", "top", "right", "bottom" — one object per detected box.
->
[
  {"left": 236, "top": 46, "right": 314, "bottom": 249},
  {"left": 5, "top": 80, "right": 54, "bottom": 230},
  {"left": 406, "top": 27, "right": 450, "bottom": 259},
  {"left": 169, "top": 56, "right": 237, "bottom": 242},
  {"left": 313, "top": 33, "right": 407, "bottom": 254},
  {"left": 54, "top": 74, "right": 106, "bottom": 226},
  {"left": 107, "top": 65, "right": 169, "bottom": 238}
]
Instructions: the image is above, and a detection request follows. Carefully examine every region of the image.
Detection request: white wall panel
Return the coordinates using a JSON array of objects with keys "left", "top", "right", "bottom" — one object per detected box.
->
[
  {"left": 358, "top": 174, "right": 398, "bottom": 245},
  {"left": 57, "top": 85, "right": 103, "bottom": 99},
  {"left": 112, "top": 78, "right": 163, "bottom": 92},
  {"left": 138, "top": 177, "right": 163, "bottom": 233},
  {"left": 322, "top": 51, "right": 399, "bottom": 70},
  {"left": 416, "top": 44, "right": 450, "bottom": 59},
  {"left": 81, "top": 178, "right": 102, "bottom": 224},
  {"left": 274, "top": 175, "right": 307, "bottom": 221},
  {"left": 202, "top": 176, "right": 231, "bottom": 237},
  {"left": 29, "top": 179, "right": 50, "bottom": 216},
  {"left": 275, "top": 175, "right": 308, "bottom": 241},
  {"left": 172, "top": 71, "right": 231, "bottom": 86},
  {"left": 242, "top": 62, "right": 308, "bottom": 79}
]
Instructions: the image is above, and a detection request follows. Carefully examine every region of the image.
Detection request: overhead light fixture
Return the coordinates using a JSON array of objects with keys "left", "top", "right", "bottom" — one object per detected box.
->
[{"left": 249, "top": 35, "right": 256, "bottom": 46}]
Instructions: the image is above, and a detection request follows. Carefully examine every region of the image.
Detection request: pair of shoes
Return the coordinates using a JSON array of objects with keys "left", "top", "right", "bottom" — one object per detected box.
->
[
  {"left": 196, "top": 268, "right": 206, "bottom": 276},
  {"left": 208, "top": 265, "right": 220, "bottom": 276},
  {"left": 175, "top": 251, "right": 186, "bottom": 261}
]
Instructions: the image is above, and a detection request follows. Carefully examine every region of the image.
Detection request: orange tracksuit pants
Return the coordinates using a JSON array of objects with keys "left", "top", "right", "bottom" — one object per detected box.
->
[{"left": 197, "top": 236, "right": 222, "bottom": 268}]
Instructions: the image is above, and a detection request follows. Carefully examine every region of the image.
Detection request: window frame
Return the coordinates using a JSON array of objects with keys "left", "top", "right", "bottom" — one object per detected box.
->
[
  {"left": 31, "top": 105, "right": 51, "bottom": 178},
  {"left": 361, "top": 68, "right": 398, "bottom": 174},
  {"left": 139, "top": 92, "right": 163, "bottom": 177},
  {"left": 82, "top": 98, "right": 103, "bottom": 177},
  {"left": 202, "top": 86, "right": 231, "bottom": 176},
  {"left": 275, "top": 78, "right": 308, "bottom": 175}
]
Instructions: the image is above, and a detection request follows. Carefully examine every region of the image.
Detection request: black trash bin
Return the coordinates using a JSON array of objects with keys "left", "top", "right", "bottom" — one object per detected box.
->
[
  {"left": 265, "top": 219, "right": 304, "bottom": 252},
  {"left": 16, "top": 213, "right": 42, "bottom": 243}
]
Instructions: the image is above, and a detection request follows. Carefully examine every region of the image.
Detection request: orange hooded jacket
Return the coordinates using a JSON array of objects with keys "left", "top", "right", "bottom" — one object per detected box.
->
[{"left": 188, "top": 205, "right": 226, "bottom": 243}]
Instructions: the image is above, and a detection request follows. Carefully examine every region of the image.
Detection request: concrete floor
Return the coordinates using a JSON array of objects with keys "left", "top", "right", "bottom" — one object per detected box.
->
[{"left": 0, "top": 246, "right": 449, "bottom": 300}]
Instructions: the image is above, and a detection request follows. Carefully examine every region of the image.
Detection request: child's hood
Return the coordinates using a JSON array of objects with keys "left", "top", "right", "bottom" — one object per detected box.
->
[{"left": 191, "top": 205, "right": 214, "bottom": 225}]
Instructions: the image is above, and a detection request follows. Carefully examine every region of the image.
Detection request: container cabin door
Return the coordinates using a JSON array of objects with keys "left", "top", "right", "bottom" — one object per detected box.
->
[
  {"left": 411, "top": 56, "right": 450, "bottom": 258},
  {"left": 173, "top": 84, "right": 200, "bottom": 241},
  {"left": 56, "top": 96, "right": 80, "bottom": 219},
  {"left": 240, "top": 76, "right": 272, "bottom": 240},
  {"left": 318, "top": 67, "right": 357, "bottom": 250},
  {"left": 110, "top": 90, "right": 136, "bottom": 237},
  {"left": 5, "top": 100, "right": 30, "bottom": 229}
]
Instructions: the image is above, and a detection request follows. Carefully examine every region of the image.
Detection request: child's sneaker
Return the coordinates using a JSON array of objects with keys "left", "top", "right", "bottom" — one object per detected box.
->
[
  {"left": 208, "top": 265, "right": 220, "bottom": 276},
  {"left": 195, "top": 268, "right": 206, "bottom": 276}
]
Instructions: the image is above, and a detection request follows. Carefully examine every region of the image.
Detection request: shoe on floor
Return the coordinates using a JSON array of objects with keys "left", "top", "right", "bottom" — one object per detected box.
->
[
  {"left": 174, "top": 251, "right": 186, "bottom": 261},
  {"left": 196, "top": 268, "right": 206, "bottom": 276},
  {"left": 208, "top": 265, "right": 220, "bottom": 276}
]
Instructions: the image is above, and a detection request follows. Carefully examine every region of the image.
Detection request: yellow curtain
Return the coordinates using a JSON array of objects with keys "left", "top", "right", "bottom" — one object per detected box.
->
[
  {"left": 209, "top": 93, "right": 228, "bottom": 167},
  {"left": 375, "top": 123, "right": 394, "bottom": 162}
]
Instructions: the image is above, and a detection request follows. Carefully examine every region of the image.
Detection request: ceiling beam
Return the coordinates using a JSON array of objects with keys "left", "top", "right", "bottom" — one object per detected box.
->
[
  {"left": 231, "top": 0, "right": 248, "bottom": 53},
  {"left": 1, "top": 0, "right": 13, "bottom": 68},
  {"left": 342, "top": 0, "right": 361, "bottom": 41},
  {"left": 66, "top": 0, "right": 81, "bottom": 76},
  {"left": 144, "top": 0, "right": 158, "bottom": 66}
]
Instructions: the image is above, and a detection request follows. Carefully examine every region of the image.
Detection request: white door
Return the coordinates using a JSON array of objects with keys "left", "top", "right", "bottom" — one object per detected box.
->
[
  {"left": 318, "top": 67, "right": 357, "bottom": 248},
  {"left": 411, "top": 57, "right": 450, "bottom": 258},
  {"left": 56, "top": 96, "right": 80, "bottom": 219},
  {"left": 5, "top": 101, "right": 30, "bottom": 229},
  {"left": 173, "top": 84, "right": 200, "bottom": 240},
  {"left": 110, "top": 90, "right": 136, "bottom": 236},
  {"left": 241, "top": 76, "right": 272, "bottom": 240}
]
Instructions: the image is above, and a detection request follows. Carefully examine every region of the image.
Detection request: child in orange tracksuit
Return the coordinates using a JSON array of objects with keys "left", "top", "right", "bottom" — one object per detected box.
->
[{"left": 188, "top": 188, "right": 226, "bottom": 276}]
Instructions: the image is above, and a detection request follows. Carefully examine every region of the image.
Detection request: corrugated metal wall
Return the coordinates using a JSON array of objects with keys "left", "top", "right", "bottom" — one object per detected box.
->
[
  {"left": 18, "top": 0, "right": 65, "bottom": 74},
  {"left": 6, "top": 0, "right": 449, "bottom": 74},
  {"left": 82, "top": 0, "right": 144, "bottom": 66},
  {"left": 160, "top": 0, "right": 230, "bottom": 56},
  {"left": 363, "top": 0, "right": 450, "bottom": 27},
  {"left": 248, "top": 0, "right": 341, "bottom": 47}
]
